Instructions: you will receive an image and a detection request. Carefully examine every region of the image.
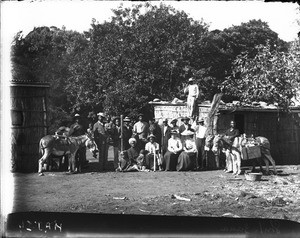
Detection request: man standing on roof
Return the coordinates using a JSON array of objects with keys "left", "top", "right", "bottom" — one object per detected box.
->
[
  {"left": 184, "top": 77, "right": 199, "bottom": 119},
  {"left": 93, "top": 112, "right": 108, "bottom": 171},
  {"left": 68, "top": 114, "right": 86, "bottom": 172}
]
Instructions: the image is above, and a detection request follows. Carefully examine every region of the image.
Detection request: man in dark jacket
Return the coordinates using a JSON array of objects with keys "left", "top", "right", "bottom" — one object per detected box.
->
[
  {"left": 224, "top": 120, "right": 240, "bottom": 143},
  {"left": 160, "top": 118, "right": 171, "bottom": 156},
  {"left": 112, "top": 117, "right": 121, "bottom": 170},
  {"left": 93, "top": 112, "right": 108, "bottom": 171},
  {"left": 123, "top": 116, "right": 133, "bottom": 150},
  {"left": 148, "top": 118, "right": 162, "bottom": 147}
]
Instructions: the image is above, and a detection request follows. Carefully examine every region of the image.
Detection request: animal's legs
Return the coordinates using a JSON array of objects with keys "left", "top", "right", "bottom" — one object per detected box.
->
[
  {"left": 263, "top": 152, "right": 277, "bottom": 175},
  {"left": 38, "top": 150, "right": 50, "bottom": 175},
  {"left": 68, "top": 153, "right": 76, "bottom": 173},
  {"left": 215, "top": 153, "right": 220, "bottom": 169},
  {"left": 232, "top": 150, "right": 241, "bottom": 175},
  {"left": 225, "top": 149, "right": 233, "bottom": 172},
  {"left": 231, "top": 153, "right": 237, "bottom": 174}
]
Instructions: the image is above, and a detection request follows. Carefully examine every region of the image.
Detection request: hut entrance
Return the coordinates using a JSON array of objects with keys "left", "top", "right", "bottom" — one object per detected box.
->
[{"left": 234, "top": 114, "right": 245, "bottom": 134}]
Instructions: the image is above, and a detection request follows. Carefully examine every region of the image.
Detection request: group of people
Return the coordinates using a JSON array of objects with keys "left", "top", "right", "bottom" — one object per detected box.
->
[
  {"left": 89, "top": 111, "right": 208, "bottom": 172},
  {"left": 55, "top": 109, "right": 243, "bottom": 174}
]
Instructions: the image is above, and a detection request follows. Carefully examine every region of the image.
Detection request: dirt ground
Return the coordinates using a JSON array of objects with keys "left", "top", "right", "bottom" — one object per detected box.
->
[{"left": 12, "top": 148, "right": 300, "bottom": 224}]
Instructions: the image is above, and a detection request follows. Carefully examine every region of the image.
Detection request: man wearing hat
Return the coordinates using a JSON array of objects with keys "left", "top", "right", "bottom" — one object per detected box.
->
[
  {"left": 162, "top": 130, "right": 182, "bottom": 171},
  {"left": 148, "top": 117, "right": 161, "bottom": 147},
  {"left": 69, "top": 114, "right": 84, "bottom": 137},
  {"left": 192, "top": 117, "right": 207, "bottom": 170},
  {"left": 69, "top": 113, "right": 86, "bottom": 171},
  {"left": 184, "top": 77, "right": 199, "bottom": 118},
  {"left": 133, "top": 113, "right": 149, "bottom": 149},
  {"left": 111, "top": 117, "right": 122, "bottom": 170},
  {"left": 160, "top": 118, "right": 171, "bottom": 156},
  {"left": 145, "top": 134, "right": 161, "bottom": 170},
  {"left": 93, "top": 112, "right": 108, "bottom": 171},
  {"left": 123, "top": 116, "right": 133, "bottom": 150}
]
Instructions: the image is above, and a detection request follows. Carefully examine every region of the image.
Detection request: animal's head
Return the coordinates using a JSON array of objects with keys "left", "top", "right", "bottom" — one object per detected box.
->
[
  {"left": 85, "top": 134, "right": 98, "bottom": 156},
  {"left": 211, "top": 134, "right": 223, "bottom": 153},
  {"left": 205, "top": 135, "right": 215, "bottom": 150}
]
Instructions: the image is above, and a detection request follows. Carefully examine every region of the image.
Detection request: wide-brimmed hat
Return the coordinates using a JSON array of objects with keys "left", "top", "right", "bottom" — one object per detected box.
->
[
  {"left": 170, "top": 118, "right": 178, "bottom": 124},
  {"left": 129, "top": 138, "right": 137, "bottom": 144},
  {"left": 170, "top": 129, "right": 179, "bottom": 135},
  {"left": 198, "top": 117, "right": 204, "bottom": 123},
  {"left": 97, "top": 112, "right": 105, "bottom": 118},
  {"left": 181, "top": 116, "right": 190, "bottom": 121},
  {"left": 147, "top": 134, "right": 156, "bottom": 139},
  {"left": 181, "top": 130, "right": 194, "bottom": 136},
  {"left": 188, "top": 77, "right": 195, "bottom": 82},
  {"left": 123, "top": 116, "right": 131, "bottom": 122},
  {"left": 74, "top": 113, "right": 80, "bottom": 117},
  {"left": 137, "top": 113, "right": 144, "bottom": 117}
]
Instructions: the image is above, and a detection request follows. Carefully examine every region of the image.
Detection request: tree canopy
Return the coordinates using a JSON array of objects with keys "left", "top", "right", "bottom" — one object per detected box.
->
[
  {"left": 222, "top": 42, "right": 300, "bottom": 108},
  {"left": 11, "top": 3, "right": 293, "bottom": 132}
]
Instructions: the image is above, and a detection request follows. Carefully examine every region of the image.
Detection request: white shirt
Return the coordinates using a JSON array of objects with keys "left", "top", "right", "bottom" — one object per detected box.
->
[
  {"left": 184, "top": 139, "right": 197, "bottom": 153},
  {"left": 192, "top": 123, "right": 207, "bottom": 139},
  {"left": 133, "top": 121, "right": 148, "bottom": 135},
  {"left": 145, "top": 142, "right": 159, "bottom": 154},
  {"left": 167, "top": 138, "right": 182, "bottom": 154},
  {"left": 186, "top": 84, "right": 199, "bottom": 98}
]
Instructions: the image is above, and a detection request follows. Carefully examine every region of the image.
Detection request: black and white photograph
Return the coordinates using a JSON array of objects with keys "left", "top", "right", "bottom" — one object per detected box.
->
[{"left": 1, "top": 0, "right": 300, "bottom": 237}]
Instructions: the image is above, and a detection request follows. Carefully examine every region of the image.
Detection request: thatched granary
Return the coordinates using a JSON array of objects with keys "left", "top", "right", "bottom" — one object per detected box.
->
[
  {"left": 150, "top": 100, "right": 300, "bottom": 165},
  {"left": 11, "top": 81, "right": 50, "bottom": 172}
]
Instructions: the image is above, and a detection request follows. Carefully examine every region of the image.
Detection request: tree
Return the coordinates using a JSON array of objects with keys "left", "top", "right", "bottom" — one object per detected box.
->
[
  {"left": 11, "top": 26, "right": 88, "bottom": 132},
  {"left": 221, "top": 42, "right": 300, "bottom": 108},
  {"left": 67, "top": 3, "right": 210, "bottom": 118}
]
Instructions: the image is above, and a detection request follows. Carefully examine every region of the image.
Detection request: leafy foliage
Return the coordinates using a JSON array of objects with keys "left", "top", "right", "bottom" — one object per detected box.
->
[
  {"left": 222, "top": 42, "right": 300, "bottom": 108},
  {"left": 11, "top": 3, "right": 293, "bottom": 130}
]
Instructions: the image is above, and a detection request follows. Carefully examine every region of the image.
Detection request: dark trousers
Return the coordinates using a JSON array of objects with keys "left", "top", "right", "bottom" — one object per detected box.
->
[
  {"left": 196, "top": 138, "right": 206, "bottom": 169},
  {"left": 97, "top": 140, "right": 108, "bottom": 171},
  {"left": 75, "top": 146, "right": 86, "bottom": 171}
]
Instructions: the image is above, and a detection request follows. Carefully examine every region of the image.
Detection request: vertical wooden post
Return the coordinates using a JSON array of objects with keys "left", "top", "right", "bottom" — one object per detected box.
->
[
  {"left": 120, "top": 115, "right": 124, "bottom": 152},
  {"left": 154, "top": 149, "right": 156, "bottom": 172}
]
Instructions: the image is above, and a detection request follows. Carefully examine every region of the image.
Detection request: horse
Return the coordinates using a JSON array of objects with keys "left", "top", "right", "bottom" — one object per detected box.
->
[
  {"left": 208, "top": 134, "right": 277, "bottom": 175},
  {"left": 38, "top": 134, "right": 98, "bottom": 176}
]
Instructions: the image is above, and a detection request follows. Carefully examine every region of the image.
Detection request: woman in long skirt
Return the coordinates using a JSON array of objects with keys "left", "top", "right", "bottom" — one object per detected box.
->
[
  {"left": 177, "top": 130, "right": 197, "bottom": 171},
  {"left": 163, "top": 130, "right": 182, "bottom": 171}
]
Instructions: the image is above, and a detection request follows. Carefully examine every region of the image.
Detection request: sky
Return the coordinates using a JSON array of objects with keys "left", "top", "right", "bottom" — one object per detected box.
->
[
  {"left": 0, "top": 1, "right": 299, "bottom": 216},
  {"left": 1, "top": 1, "right": 299, "bottom": 42}
]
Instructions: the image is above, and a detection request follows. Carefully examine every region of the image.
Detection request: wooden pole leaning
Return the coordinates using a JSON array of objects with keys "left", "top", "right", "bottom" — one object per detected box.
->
[
  {"left": 154, "top": 150, "right": 156, "bottom": 172},
  {"left": 120, "top": 115, "right": 124, "bottom": 152}
]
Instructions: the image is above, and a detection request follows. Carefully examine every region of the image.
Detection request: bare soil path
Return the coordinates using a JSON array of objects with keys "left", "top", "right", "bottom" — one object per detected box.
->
[{"left": 12, "top": 149, "right": 300, "bottom": 223}]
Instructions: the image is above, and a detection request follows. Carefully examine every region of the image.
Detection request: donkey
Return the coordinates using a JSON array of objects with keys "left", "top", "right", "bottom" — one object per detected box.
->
[
  {"left": 38, "top": 134, "right": 98, "bottom": 176},
  {"left": 210, "top": 134, "right": 277, "bottom": 175}
]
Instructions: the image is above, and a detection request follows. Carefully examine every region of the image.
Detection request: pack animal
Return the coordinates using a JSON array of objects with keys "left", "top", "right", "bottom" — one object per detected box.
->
[
  {"left": 38, "top": 134, "right": 98, "bottom": 176},
  {"left": 206, "top": 134, "right": 277, "bottom": 175}
]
